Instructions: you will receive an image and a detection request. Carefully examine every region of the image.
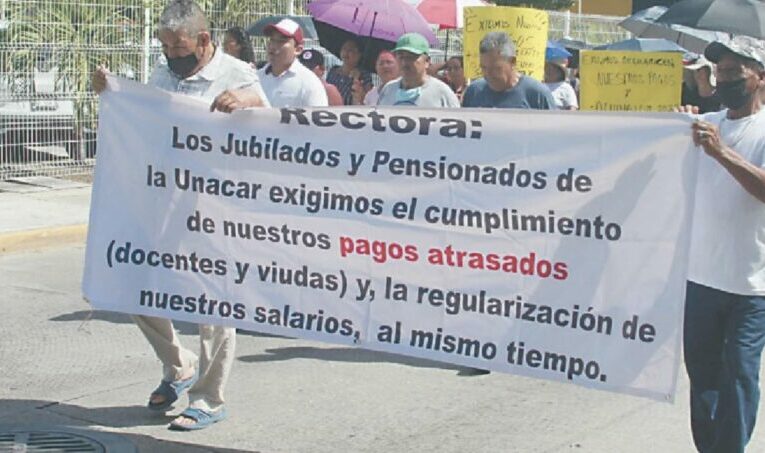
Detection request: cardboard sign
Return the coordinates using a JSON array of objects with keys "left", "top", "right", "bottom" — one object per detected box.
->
[
  {"left": 580, "top": 51, "right": 683, "bottom": 112},
  {"left": 463, "top": 6, "right": 548, "bottom": 81}
]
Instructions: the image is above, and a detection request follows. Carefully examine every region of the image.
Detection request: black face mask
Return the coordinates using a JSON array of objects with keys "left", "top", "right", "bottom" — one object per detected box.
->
[
  {"left": 166, "top": 52, "right": 199, "bottom": 78},
  {"left": 716, "top": 78, "right": 752, "bottom": 110}
]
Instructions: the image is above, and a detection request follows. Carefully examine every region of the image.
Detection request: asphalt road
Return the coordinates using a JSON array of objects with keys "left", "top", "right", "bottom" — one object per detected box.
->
[{"left": 1, "top": 244, "right": 758, "bottom": 452}]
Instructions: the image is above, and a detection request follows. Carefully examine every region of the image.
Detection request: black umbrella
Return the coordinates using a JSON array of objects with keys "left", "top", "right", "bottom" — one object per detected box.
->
[
  {"left": 556, "top": 37, "right": 590, "bottom": 50},
  {"left": 313, "top": 21, "right": 395, "bottom": 73},
  {"left": 620, "top": 6, "right": 729, "bottom": 54},
  {"left": 657, "top": 0, "right": 765, "bottom": 40},
  {"left": 594, "top": 38, "right": 689, "bottom": 52},
  {"left": 247, "top": 15, "right": 319, "bottom": 40}
]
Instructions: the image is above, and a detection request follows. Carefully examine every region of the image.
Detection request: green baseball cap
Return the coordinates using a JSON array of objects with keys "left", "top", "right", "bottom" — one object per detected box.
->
[{"left": 393, "top": 33, "right": 430, "bottom": 56}]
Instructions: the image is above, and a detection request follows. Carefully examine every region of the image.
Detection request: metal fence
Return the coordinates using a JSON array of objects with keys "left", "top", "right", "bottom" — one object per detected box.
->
[{"left": 0, "top": 0, "right": 629, "bottom": 181}]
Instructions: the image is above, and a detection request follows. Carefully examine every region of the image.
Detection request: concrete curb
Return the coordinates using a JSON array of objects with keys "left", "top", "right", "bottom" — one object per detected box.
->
[{"left": 0, "top": 224, "right": 88, "bottom": 254}]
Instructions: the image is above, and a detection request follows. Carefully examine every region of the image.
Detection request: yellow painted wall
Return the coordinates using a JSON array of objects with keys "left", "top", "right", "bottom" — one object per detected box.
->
[{"left": 570, "top": 0, "right": 632, "bottom": 16}]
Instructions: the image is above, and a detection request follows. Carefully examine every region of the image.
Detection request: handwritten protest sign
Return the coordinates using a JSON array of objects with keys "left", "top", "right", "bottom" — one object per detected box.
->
[
  {"left": 579, "top": 50, "right": 683, "bottom": 112},
  {"left": 84, "top": 77, "right": 698, "bottom": 401},
  {"left": 463, "top": 6, "right": 548, "bottom": 81}
]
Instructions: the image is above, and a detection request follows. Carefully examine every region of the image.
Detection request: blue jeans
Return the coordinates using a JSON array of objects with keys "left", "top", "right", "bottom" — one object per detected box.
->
[{"left": 684, "top": 281, "right": 765, "bottom": 453}]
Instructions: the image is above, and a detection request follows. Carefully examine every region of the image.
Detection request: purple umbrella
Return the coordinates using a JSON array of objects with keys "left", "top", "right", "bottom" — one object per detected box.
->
[{"left": 307, "top": 0, "right": 439, "bottom": 46}]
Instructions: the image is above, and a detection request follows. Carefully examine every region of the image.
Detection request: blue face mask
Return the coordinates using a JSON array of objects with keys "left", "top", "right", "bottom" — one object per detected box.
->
[{"left": 394, "top": 85, "right": 422, "bottom": 105}]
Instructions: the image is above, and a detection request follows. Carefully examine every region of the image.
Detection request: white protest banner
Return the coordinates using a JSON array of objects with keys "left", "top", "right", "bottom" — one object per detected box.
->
[{"left": 83, "top": 77, "right": 698, "bottom": 401}]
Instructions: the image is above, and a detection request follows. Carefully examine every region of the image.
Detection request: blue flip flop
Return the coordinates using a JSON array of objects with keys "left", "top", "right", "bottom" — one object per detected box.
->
[
  {"left": 147, "top": 370, "right": 198, "bottom": 412},
  {"left": 168, "top": 407, "right": 227, "bottom": 431}
]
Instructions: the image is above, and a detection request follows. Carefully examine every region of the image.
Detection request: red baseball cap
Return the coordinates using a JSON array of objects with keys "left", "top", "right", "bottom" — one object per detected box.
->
[{"left": 264, "top": 18, "right": 304, "bottom": 46}]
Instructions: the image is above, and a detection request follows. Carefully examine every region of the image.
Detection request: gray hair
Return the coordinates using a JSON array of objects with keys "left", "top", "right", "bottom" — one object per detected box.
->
[
  {"left": 159, "top": 0, "right": 209, "bottom": 36},
  {"left": 479, "top": 32, "right": 516, "bottom": 59}
]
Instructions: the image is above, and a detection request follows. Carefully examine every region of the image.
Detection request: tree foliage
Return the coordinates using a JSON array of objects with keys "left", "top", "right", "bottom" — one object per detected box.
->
[
  {"left": 7, "top": 2, "right": 136, "bottom": 91},
  {"left": 4, "top": 0, "right": 148, "bottom": 144},
  {"left": 198, "top": 0, "right": 296, "bottom": 30},
  {"left": 493, "top": 0, "right": 576, "bottom": 10},
  {"left": 2, "top": 0, "right": 276, "bottom": 112}
]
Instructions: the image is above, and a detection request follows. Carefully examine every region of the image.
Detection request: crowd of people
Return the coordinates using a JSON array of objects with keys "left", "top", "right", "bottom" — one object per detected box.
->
[
  {"left": 217, "top": 17, "right": 571, "bottom": 111},
  {"left": 91, "top": 2, "right": 765, "bottom": 453}
]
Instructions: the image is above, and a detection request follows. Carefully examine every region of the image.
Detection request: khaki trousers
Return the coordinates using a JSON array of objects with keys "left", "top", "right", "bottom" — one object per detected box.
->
[{"left": 133, "top": 315, "right": 235, "bottom": 413}]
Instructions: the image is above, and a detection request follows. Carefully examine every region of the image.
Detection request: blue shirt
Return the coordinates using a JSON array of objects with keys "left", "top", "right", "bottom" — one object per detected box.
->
[{"left": 462, "top": 75, "right": 556, "bottom": 110}]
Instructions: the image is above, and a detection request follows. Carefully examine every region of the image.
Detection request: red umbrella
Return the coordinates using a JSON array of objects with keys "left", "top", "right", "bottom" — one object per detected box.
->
[
  {"left": 416, "top": 0, "right": 491, "bottom": 30},
  {"left": 414, "top": 0, "right": 490, "bottom": 59}
]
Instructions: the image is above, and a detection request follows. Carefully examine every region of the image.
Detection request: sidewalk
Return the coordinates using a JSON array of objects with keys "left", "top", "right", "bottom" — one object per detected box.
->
[{"left": 0, "top": 180, "right": 91, "bottom": 253}]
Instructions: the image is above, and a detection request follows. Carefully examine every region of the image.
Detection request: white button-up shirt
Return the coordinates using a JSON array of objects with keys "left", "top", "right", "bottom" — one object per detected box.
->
[
  {"left": 257, "top": 59, "right": 328, "bottom": 107},
  {"left": 149, "top": 46, "right": 270, "bottom": 106}
]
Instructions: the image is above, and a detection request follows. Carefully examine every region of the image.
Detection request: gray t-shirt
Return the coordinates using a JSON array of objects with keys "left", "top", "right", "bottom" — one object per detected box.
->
[
  {"left": 462, "top": 75, "right": 555, "bottom": 110},
  {"left": 377, "top": 76, "right": 460, "bottom": 108}
]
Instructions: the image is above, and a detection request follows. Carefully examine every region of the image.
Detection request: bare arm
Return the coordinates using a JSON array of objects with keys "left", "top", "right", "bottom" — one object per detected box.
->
[
  {"left": 428, "top": 61, "right": 446, "bottom": 76},
  {"left": 693, "top": 120, "right": 765, "bottom": 203}
]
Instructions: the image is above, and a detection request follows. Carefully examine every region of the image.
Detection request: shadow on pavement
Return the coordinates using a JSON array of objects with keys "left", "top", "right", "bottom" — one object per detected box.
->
[
  {"left": 236, "top": 329, "right": 293, "bottom": 339},
  {"left": 0, "top": 399, "right": 172, "bottom": 428},
  {"left": 50, "top": 310, "right": 287, "bottom": 339},
  {"left": 0, "top": 399, "right": 257, "bottom": 452},
  {"left": 128, "top": 432, "right": 259, "bottom": 452},
  {"left": 238, "top": 346, "right": 468, "bottom": 373},
  {"left": 49, "top": 312, "right": 483, "bottom": 376},
  {"left": 123, "top": 432, "right": 258, "bottom": 453},
  {"left": 50, "top": 310, "right": 134, "bottom": 325},
  {"left": 49, "top": 310, "right": 198, "bottom": 335}
]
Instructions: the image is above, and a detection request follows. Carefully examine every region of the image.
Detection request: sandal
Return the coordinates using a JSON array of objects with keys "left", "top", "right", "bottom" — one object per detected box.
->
[
  {"left": 147, "top": 369, "right": 198, "bottom": 412},
  {"left": 168, "top": 407, "right": 227, "bottom": 431}
]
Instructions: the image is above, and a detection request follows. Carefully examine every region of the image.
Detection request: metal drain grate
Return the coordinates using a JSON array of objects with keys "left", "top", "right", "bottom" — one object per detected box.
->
[
  {"left": 0, "top": 431, "right": 104, "bottom": 452},
  {"left": 0, "top": 426, "right": 136, "bottom": 453}
]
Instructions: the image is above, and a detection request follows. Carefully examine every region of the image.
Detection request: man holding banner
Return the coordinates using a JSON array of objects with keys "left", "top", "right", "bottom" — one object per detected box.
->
[
  {"left": 683, "top": 36, "right": 765, "bottom": 453},
  {"left": 462, "top": 32, "right": 555, "bottom": 110},
  {"left": 91, "top": 0, "right": 269, "bottom": 431}
]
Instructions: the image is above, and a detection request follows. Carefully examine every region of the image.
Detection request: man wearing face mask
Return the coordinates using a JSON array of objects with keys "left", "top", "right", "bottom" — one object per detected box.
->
[
  {"left": 682, "top": 35, "right": 765, "bottom": 453},
  {"left": 91, "top": 0, "right": 269, "bottom": 431},
  {"left": 376, "top": 33, "right": 459, "bottom": 108}
]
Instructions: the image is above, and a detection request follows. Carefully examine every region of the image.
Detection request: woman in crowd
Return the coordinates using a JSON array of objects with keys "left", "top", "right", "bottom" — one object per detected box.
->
[
  {"left": 222, "top": 26, "right": 256, "bottom": 65},
  {"left": 354, "top": 50, "right": 400, "bottom": 105},
  {"left": 428, "top": 56, "right": 466, "bottom": 102},
  {"left": 543, "top": 58, "right": 578, "bottom": 110},
  {"left": 326, "top": 39, "right": 373, "bottom": 105},
  {"left": 443, "top": 56, "right": 467, "bottom": 103}
]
